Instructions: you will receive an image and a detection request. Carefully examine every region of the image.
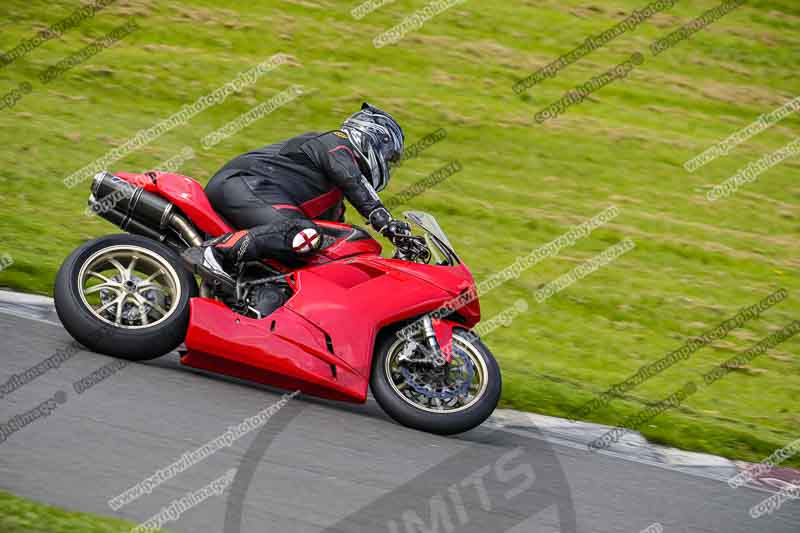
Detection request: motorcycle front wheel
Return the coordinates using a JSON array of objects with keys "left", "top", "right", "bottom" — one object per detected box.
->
[{"left": 370, "top": 325, "right": 502, "bottom": 435}]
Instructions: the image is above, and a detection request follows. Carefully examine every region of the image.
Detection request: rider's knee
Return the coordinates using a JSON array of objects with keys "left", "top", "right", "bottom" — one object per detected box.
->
[{"left": 288, "top": 225, "right": 322, "bottom": 255}]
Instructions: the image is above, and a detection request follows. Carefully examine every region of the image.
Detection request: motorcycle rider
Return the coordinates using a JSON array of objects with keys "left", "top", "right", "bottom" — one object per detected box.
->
[{"left": 183, "top": 102, "right": 411, "bottom": 290}]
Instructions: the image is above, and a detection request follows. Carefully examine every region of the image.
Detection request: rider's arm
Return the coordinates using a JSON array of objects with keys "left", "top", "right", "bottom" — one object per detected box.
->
[{"left": 300, "top": 132, "right": 396, "bottom": 233}]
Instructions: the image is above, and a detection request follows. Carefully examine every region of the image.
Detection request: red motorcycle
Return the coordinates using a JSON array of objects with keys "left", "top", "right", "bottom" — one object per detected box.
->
[{"left": 54, "top": 171, "right": 501, "bottom": 434}]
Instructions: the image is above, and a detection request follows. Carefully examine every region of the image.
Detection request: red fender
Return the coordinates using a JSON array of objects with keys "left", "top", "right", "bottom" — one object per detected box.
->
[{"left": 433, "top": 318, "right": 456, "bottom": 363}]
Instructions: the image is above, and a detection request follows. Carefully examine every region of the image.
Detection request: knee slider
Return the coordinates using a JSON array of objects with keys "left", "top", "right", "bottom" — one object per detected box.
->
[{"left": 291, "top": 227, "right": 322, "bottom": 254}]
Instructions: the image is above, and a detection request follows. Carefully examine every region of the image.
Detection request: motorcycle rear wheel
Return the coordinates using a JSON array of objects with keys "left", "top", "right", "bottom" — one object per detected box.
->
[
  {"left": 370, "top": 326, "right": 502, "bottom": 435},
  {"left": 54, "top": 234, "right": 197, "bottom": 360}
]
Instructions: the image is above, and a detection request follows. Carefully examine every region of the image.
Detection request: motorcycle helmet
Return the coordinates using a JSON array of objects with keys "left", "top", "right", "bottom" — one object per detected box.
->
[{"left": 340, "top": 102, "right": 404, "bottom": 192}]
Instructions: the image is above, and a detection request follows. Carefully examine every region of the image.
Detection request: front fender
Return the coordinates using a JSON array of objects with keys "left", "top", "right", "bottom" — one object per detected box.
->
[{"left": 433, "top": 318, "right": 457, "bottom": 362}]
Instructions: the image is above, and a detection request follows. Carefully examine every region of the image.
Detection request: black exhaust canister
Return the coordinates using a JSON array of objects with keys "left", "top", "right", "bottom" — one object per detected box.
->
[{"left": 89, "top": 171, "right": 176, "bottom": 233}]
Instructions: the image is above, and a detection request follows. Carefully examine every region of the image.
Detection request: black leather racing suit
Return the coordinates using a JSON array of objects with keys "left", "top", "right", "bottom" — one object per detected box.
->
[{"left": 205, "top": 131, "right": 387, "bottom": 264}]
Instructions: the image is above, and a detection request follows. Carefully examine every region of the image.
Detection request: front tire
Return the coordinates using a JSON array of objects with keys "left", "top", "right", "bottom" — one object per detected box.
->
[
  {"left": 370, "top": 326, "right": 502, "bottom": 435},
  {"left": 54, "top": 234, "right": 197, "bottom": 360}
]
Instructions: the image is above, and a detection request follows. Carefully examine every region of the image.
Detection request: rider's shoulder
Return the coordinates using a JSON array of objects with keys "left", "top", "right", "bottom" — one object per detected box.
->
[{"left": 310, "top": 130, "right": 351, "bottom": 144}]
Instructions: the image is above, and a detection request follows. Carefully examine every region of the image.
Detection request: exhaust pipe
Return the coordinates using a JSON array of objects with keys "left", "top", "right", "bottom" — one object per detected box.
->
[{"left": 88, "top": 172, "right": 202, "bottom": 248}]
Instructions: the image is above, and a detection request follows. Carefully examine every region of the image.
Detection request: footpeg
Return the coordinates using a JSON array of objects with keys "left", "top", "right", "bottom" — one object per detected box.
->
[{"left": 181, "top": 246, "right": 235, "bottom": 293}]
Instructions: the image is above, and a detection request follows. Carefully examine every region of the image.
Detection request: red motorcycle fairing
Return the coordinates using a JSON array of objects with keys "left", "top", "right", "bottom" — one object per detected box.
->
[
  {"left": 181, "top": 299, "right": 368, "bottom": 403},
  {"left": 379, "top": 259, "right": 481, "bottom": 325},
  {"left": 183, "top": 255, "right": 478, "bottom": 403}
]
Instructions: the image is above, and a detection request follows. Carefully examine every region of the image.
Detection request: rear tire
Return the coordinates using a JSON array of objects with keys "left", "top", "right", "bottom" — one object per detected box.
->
[
  {"left": 370, "top": 326, "right": 502, "bottom": 435},
  {"left": 54, "top": 234, "right": 197, "bottom": 361}
]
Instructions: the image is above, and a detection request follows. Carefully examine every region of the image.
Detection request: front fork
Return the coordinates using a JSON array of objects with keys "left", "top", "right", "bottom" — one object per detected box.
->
[{"left": 420, "top": 316, "right": 455, "bottom": 367}]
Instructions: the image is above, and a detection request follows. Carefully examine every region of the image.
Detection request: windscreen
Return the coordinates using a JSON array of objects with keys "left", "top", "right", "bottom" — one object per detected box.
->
[{"left": 403, "top": 211, "right": 460, "bottom": 265}]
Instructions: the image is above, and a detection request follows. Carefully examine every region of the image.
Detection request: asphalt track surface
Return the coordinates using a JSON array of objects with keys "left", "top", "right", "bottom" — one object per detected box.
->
[{"left": 1, "top": 310, "right": 799, "bottom": 533}]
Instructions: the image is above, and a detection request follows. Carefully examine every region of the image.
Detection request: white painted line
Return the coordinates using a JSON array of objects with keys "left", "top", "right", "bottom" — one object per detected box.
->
[{"left": 0, "top": 307, "right": 62, "bottom": 327}]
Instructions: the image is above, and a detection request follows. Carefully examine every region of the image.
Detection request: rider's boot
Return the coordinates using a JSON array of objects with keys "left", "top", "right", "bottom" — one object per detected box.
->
[{"left": 181, "top": 230, "right": 253, "bottom": 293}]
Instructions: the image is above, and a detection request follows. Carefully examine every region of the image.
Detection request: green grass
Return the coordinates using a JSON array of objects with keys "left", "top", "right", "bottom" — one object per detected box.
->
[
  {"left": 0, "top": 0, "right": 798, "bottom": 471},
  {"left": 0, "top": 490, "right": 168, "bottom": 532}
]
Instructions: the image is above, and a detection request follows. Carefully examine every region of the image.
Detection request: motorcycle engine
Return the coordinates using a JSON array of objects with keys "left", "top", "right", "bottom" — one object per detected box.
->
[{"left": 248, "top": 284, "right": 288, "bottom": 318}]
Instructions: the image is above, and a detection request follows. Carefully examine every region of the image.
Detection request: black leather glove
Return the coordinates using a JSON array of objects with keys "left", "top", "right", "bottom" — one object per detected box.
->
[
  {"left": 368, "top": 207, "right": 410, "bottom": 237},
  {"left": 383, "top": 219, "right": 412, "bottom": 239},
  {"left": 368, "top": 207, "right": 392, "bottom": 233}
]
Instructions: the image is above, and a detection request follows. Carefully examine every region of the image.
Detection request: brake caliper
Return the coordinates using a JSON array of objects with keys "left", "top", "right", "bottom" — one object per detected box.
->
[{"left": 400, "top": 347, "right": 474, "bottom": 400}]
